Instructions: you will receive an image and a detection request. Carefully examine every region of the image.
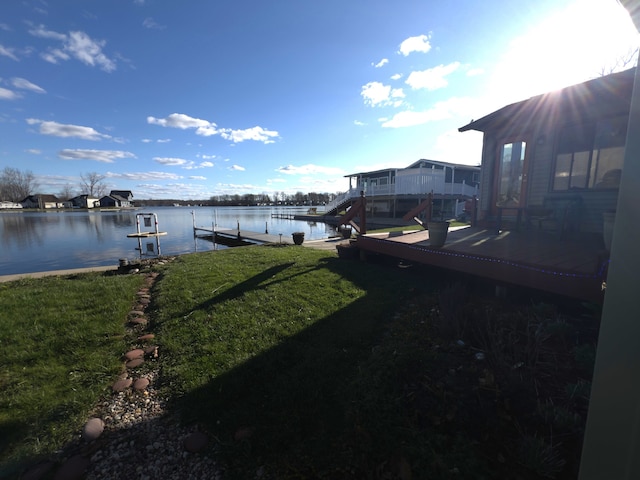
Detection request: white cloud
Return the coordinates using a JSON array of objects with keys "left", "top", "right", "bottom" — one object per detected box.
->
[
  {"left": 157, "top": 138, "right": 171, "bottom": 143},
  {"left": 276, "top": 164, "right": 344, "bottom": 176},
  {"left": 154, "top": 157, "right": 189, "bottom": 166},
  {"left": 373, "top": 58, "right": 388, "bottom": 68},
  {"left": 26, "top": 149, "right": 42, "bottom": 154},
  {"left": 406, "top": 62, "right": 461, "bottom": 91},
  {"left": 353, "top": 120, "right": 366, "bottom": 126},
  {"left": 143, "top": 17, "right": 165, "bottom": 29},
  {"left": 433, "top": 128, "right": 483, "bottom": 165},
  {"left": 105, "top": 171, "right": 183, "bottom": 181},
  {"left": 197, "top": 154, "right": 216, "bottom": 160},
  {"left": 0, "top": 45, "right": 19, "bottom": 61},
  {"left": 381, "top": 97, "right": 476, "bottom": 128},
  {"left": 189, "top": 176, "right": 207, "bottom": 180},
  {"left": 27, "top": 118, "right": 112, "bottom": 140},
  {"left": 148, "top": 113, "right": 211, "bottom": 129},
  {"left": 29, "top": 25, "right": 116, "bottom": 72},
  {"left": 149, "top": 113, "right": 280, "bottom": 143},
  {"left": 220, "top": 126, "right": 279, "bottom": 143},
  {"left": 228, "top": 165, "right": 245, "bottom": 171},
  {"left": 398, "top": 34, "right": 432, "bottom": 56},
  {"left": 361, "top": 82, "right": 404, "bottom": 107},
  {"left": 200, "top": 161, "right": 214, "bottom": 167},
  {"left": 0, "top": 87, "right": 20, "bottom": 100},
  {"left": 466, "top": 68, "right": 484, "bottom": 77},
  {"left": 390, "top": 73, "right": 402, "bottom": 80},
  {"left": 361, "top": 81, "right": 391, "bottom": 107},
  {"left": 12, "top": 77, "right": 46, "bottom": 93},
  {"left": 58, "top": 149, "right": 136, "bottom": 163}
]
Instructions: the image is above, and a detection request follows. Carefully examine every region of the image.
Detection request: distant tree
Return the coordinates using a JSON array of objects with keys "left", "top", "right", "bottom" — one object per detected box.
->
[
  {"left": 599, "top": 47, "right": 639, "bottom": 76},
  {"left": 58, "top": 184, "right": 77, "bottom": 201},
  {"left": 80, "top": 172, "right": 107, "bottom": 197},
  {"left": 0, "top": 167, "right": 39, "bottom": 202}
]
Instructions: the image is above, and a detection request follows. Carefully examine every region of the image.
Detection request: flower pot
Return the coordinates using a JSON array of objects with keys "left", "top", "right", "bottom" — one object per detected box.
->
[
  {"left": 292, "top": 232, "right": 305, "bottom": 245},
  {"left": 427, "top": 221, "right": 450, "bottom": 247},
  {"left": 339, "top": 226, "right": 352, "bottom": 239},
  {"left": 603, "top": 211, "right": 615, "bottom": 252}
]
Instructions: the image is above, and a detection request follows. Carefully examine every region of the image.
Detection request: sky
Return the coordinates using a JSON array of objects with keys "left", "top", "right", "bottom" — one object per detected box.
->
[{"left": 1, "top": 0, "right": 639, "bottom": 200}]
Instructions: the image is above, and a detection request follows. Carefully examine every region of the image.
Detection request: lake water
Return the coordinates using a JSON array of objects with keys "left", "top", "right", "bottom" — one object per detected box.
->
[{"left": 0, "top": 206, "right": 335, "bottom": 276}]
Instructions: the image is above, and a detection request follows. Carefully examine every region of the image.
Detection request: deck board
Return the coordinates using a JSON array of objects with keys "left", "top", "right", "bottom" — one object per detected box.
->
[{"left": 356, "top": 226, "right": 607, "bottom": 302}]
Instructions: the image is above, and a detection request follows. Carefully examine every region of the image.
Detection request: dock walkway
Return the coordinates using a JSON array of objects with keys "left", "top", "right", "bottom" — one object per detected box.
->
[{"left": 194, "top": 226, "right": 293, "bottom": 245}]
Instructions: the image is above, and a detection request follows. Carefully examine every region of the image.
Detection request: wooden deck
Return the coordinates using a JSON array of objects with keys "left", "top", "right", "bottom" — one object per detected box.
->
[{"left": 355, "top": 226, "right": 608, "bottom": 302}]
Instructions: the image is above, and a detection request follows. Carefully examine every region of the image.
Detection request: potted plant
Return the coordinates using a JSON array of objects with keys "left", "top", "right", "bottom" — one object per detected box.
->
[
  {"left": 427, "top": 221, "right": 450, "bottom": 247},
  {"left": 339, "top": 226, "right": 352, "bottom": 239},
  {"left": 292, "top": 231, "right": 305, "bottom": 245}
]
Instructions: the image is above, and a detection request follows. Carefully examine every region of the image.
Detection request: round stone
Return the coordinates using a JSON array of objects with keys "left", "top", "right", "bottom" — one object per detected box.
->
[
  {"left": 126, "top": 358, "right": 144, "bottom": 368},
  {"left": 133, "top": 304, "right": 147, "bottom": 311},
  {"left": 128, "top": 310, "right": 145, "bottom": 317},
  {"left": 133, "top": 377, "right": 150, "bottom": 391},
  {"left": 53, "top": 455, "right": 90, "bottom": 480},
  {"left": 144, "top": 345, "right": 158, "bottom": 356},
  {"left": 112, "top": 378, "right": 132, "bottom": 392},
  {"left": 124, "top": 349, "right": 144, "bottom": 361},
  {"left": 138, "top": 333, "right": 155, "bottom": 341},
  {"left": 82, "top": 417, "right": 104, "bottom": 441},
  {"left": 138, "top": 298, "right": 151, "bottom": 305},
  {"left": 183, "top": 432, "right": 208, "bottom": 453},
  {"left": 137, "top": 293, "right": 151, "bottom": 299},
  {"left": 129, "top": 317, "right": 148, "bottom": 326}
]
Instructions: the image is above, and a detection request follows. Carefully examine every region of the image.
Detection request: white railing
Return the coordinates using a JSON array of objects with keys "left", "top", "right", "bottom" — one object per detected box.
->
[{"left": 323, "top": 172, "right": 478, "bottom": 213}]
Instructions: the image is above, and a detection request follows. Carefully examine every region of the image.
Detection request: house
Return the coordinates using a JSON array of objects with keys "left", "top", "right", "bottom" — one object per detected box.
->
[
  {"left": 109, "top": 190, "right": 134, "bottom": 202},
  {"left": 352, "top": 70, "right": 635, "bottom": 302},
  {"left": 20, "top": 194, "right": 63, "bottom": 209},
  {"left": 99, "top": 194, "right": 131, "bottom": 208},
  {"left": 458, "top": 67, "right": 634, "bottom": 235},
  {"left": 70, "top": 194, "right": 100, "bottom": 209},
  {"left": 325, "top": 159, "right": 480, "bottom": 218}
]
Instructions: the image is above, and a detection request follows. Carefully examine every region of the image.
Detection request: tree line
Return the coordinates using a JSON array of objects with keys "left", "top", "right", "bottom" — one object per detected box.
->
[{"left": 1, "top": 167, "right": 339, "bottom": 206}]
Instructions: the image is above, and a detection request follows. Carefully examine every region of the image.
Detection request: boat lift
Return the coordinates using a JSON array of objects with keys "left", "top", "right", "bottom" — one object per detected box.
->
[
  {"left": 127, "top": 213, "right": 167, "bottom": 238},
  {"left": 127, "top": 212, "right": 167, "bottom": 257}
]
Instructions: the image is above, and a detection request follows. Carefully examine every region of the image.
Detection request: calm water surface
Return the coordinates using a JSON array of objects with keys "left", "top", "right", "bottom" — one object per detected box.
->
[{"left": 0, "top": 206, "right": 334, "bottom": 275}]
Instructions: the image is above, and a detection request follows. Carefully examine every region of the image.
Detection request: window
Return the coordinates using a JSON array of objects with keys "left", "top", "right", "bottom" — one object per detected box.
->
[{"left": 553, "top": 117, "right": 626, "bottom": 191}]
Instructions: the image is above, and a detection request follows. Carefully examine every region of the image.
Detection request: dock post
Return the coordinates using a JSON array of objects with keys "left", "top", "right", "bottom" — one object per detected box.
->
[{"left": 265, "top": 221, "right": 268, "bottom": 234}]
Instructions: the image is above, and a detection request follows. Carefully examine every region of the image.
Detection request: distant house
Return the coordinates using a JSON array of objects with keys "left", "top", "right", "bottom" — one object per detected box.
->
[
  {"left": 0, "top": 201, "right": 23, "bottom": 209},
  {"left": 109, "top": 190, "right": 134, "bottom": 202},
  {"left": 325, "top": 159, "right": 480, "bottom": 218},
  {"left": 70, "top": 194, "right": 100, "bottom": 209},
  {"left": 99, "top": 193, "right": 132, "bottom": 208},
  {"left": 458, "top": 67, "right": 634, "bottom": 235},
  {"left": 20, "top": 194, "right": 63, "bottom": 209}
]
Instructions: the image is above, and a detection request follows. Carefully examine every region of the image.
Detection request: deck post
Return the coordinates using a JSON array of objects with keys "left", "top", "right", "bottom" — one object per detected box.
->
[
  {"left": 579, "top": 45, "right": 640, "bottom": 479},
  {"left": 359, "top": 191, "right": 366, "bottom": 234}
]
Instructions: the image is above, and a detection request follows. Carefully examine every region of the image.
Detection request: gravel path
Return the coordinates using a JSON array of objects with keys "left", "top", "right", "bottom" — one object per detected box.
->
[{"left": 22, "top": 261, "right": 224, "bottom": 480}]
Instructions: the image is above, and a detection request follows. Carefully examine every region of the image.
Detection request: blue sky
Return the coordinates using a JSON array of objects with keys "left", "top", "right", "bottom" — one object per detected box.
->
[{"left": 1, "top": 0, "right": 638, "bottom": 200}]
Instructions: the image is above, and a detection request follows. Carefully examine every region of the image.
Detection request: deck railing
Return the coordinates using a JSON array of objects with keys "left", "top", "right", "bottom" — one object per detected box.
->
[{"left": 324, "top": 172, "right": 478, "bottom": 213}]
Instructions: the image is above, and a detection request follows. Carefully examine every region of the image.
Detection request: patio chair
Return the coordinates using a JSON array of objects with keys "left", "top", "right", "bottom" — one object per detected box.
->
[{"left": 526, "top": 195, "right": 583, "bottom": 237}]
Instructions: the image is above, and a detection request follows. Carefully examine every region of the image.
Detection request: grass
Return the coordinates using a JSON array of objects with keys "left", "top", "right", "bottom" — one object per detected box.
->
[
  {"left": 0, "top": 244, "right": 598, "bottom": 479},
  {"left": 0, "top": 272, "right": 144, "bottom": 475}
]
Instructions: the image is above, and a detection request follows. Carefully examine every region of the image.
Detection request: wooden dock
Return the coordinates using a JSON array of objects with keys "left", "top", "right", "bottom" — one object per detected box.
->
[{"left": 194, "top": 226, "right": 293, "bottom": 245}]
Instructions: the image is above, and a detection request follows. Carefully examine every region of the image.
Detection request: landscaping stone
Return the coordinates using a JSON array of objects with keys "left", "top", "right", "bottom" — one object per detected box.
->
[
  {"left": 138, "top": 333, "right": 155, "bottom": 341},
  {"left": 126, "top": 358, "right": 144, "bottom": 368},
  {"left": 53, "top": 455, "right": 90, "bottom": 480},
  {"left": 144, "top": 345, "right": 158, "bottom": 355},
  {"left": 112, "top": 378, "right": 132, "bottom": 392},
  {"left": 128, "top": 310, "right": 145, "bottom": 317},
  {"left": 129, "top": 317, "right": 148, "bottom": 326},
  {"left": 133, "top": 377, "right": 150, "bottom": 391},
  {"left": 124, "top": 349, "right": 145, "bottom": 361},
  {"left": 138, "top": 298, "right": 151, "bottom": 305},
  {"left": 184, "top": 432, "right": 209, "bottom": 453},
  {"left": 82, "top": 417, "right": 105, "bottom": 441}
]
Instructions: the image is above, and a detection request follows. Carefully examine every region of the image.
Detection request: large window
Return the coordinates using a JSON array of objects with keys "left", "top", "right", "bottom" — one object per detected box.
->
[{"left": 553, "top": 116, "right": 626, "bottom": 191}]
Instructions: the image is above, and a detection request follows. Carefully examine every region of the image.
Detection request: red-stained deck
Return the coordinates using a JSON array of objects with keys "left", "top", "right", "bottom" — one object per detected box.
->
[{"left": 355, "top": 226, "right": 608, "bottom": 302}]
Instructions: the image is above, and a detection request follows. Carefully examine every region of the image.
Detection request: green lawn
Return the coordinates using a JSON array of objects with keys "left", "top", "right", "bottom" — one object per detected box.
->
[{"left": 0, "top": 272, "right": 144, "bottom": 475}]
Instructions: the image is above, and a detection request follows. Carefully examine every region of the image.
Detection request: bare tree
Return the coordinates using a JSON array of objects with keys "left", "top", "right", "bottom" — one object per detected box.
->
[
  {"left": 0, "top": 167, "right": 39, "bottom": 202},
  {"left": 58, "top": 184, "right": 77, "bottom": 201},
  {"left": 80, "top": 172, "right": 107, "bottom": 197},
  {"left": 599, "top": 47, "right": 639, "bottom": 76}
]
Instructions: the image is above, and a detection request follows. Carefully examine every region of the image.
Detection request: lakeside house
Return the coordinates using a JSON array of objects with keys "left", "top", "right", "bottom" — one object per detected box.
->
[
  {"left": 20, "top": 194, "right": 64, "bottom": 209},
  {"left": 353, "top": 68, "right": 634, "bottom": 302},
  {"left": 325, "top": 159, "right": 480, "bottom": 219},
  {"left": 70, "top": 194, "right": 100, "bottom": 209}
]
